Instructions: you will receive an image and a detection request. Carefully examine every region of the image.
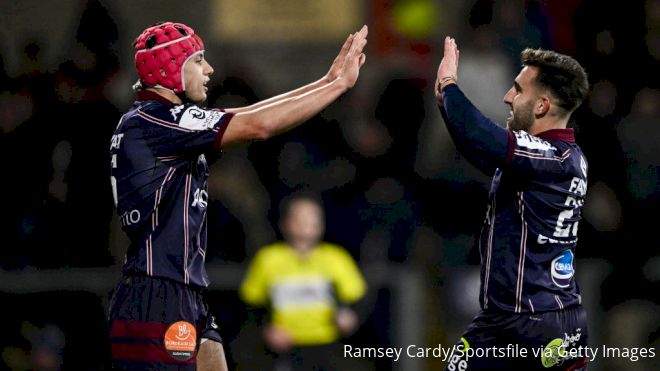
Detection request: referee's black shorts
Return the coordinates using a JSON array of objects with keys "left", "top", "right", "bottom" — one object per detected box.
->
[
  {"left": 108, "top": 275, "right": 222, "bottom": 370},
  {"left": 445, "top": 305, "right": 589, "bottom": 370}
]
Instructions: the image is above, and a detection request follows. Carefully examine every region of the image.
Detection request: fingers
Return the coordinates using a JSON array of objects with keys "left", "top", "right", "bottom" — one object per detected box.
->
[
  {"left": 337, "top": 25, "right": 368, "bottom": 88},
  {"left": 444, "top": 36, "right": 457, "bottom": 57},
  {"left": 335, "top": 33, "right": 354, "bottom": 63},
  {"left": 349, "top": 25, "right": 369, "bottom": 57},
  {"left": 339, "top": 34, "right": 354, "bottom": 56},
  {"left": 437, "top": 35, "right": 459, "bottom": 85},
  {"left": 359, "top": 25, "right": 369, "bottom": 38}
]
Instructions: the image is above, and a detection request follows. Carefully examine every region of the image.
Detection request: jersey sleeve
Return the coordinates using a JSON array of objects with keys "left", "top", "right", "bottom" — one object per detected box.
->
[
  {"left": 138, "top": 103, "right": 233, "bottom": 157},
  {"left": 505, "top": 130, "right": 574, "bottom": 177},
  {"left": 239, "top": 249, "right": 270, "bottom": 307},
  {"left": 328, "top": 246, "right": 367, "bottom": 304},
  {"left": 439, "top": 84, "right": 512, "bottom": 176}
]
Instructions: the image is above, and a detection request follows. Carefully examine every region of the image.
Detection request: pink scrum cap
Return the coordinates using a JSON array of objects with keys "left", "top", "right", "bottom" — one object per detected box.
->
[{"left": 133, "top": 22, "right": 205, "bottom": 93}]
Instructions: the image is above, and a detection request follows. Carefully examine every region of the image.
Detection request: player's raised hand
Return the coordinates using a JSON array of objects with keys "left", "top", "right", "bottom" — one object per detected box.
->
[
  {"left": 435, "top": 36, "right": 460, "bottom": 101},
  {"left": 337, "top": 25, "right": 368, "bottom": 90},
  {"left": 325, "top": 33, "right": 355, "bottom": 83}
]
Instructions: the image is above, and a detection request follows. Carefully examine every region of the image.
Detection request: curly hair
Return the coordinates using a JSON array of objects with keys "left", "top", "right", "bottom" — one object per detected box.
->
[{"left": 521, "top": 49, "right": 589, "bottom": 113}]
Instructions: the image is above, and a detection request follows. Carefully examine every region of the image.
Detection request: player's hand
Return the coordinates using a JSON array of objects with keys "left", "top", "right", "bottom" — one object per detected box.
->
[
  {"left": 337, "top": 25, "right": 368, "bottom": 91},
  {"left": 325, "top": 33, "right": 355, "bottom": 83},
  {"left": 263, "top": 324, "right": 293, "bottom": 353},
  {"left": 335, "top": 307, "right": 359, "bottom": 336},
  {"left": 435, "top": 36, "right": 460, "bottom": 102}
]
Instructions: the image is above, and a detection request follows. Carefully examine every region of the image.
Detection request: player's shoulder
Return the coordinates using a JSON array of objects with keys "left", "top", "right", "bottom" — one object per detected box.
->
[
  {"left": 255, "top": 242, "right": 291, "bottom": 258},
  {"left": 144, "top": 102, "right": 227, "bottom": 131},
  {"left": 316, "top": 242, "right": 354, "bottom": 260},
  {"left": 118, "top": 100, "right": 174, "bottom": 128},
  {"left": 512, "top": 130, "right": 557, "bottom": 152},
  {"left": 134, "top": 100, "right": 188, "bottom": 124}
]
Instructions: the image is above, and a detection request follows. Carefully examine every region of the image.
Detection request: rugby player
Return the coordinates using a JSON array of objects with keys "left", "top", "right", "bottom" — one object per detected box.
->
[
  {"left": 108, "top": 21, "right": 367, "bottom": 370},
  {"left": 436, "top": 36, "right": 590, "bottom": 370}
]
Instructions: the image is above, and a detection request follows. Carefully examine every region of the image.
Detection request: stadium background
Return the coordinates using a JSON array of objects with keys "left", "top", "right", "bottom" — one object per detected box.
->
[{"left": 0, "top": 0, "right": 658, "bottom": 370}]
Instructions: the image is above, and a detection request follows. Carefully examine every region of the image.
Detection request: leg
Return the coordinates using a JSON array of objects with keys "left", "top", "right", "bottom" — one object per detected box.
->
[{"left": 197, "top": 339, "right": 228, "bottom": 371}]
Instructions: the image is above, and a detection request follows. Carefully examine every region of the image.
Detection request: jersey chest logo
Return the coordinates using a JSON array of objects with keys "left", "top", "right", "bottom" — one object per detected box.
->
[{"left": 551, "top": 250, "right": 574, "bottom": 288}]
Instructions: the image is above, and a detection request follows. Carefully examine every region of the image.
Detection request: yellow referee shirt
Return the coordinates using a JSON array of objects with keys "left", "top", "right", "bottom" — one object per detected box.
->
[{"left": 240, "top": 242, "right": 366, "bottom": 346}]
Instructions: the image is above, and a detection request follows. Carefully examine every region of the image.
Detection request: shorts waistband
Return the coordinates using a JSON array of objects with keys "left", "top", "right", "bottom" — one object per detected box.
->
[{"left": 122, "top": 273, "right": 206, "bottom": 294}]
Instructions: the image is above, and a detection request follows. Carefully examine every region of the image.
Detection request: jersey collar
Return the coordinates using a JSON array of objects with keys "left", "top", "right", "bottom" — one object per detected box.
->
[
  {"left": 136, "top": 89, "right": 177, "bottom": 106},
  {"left": 535, "top": 128, "right": 575, "bottom": 142}
]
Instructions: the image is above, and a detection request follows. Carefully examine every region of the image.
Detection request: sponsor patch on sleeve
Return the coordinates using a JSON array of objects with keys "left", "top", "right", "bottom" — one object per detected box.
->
[{"left": 178, "top": 107, "right": 225, "bottom": 131}]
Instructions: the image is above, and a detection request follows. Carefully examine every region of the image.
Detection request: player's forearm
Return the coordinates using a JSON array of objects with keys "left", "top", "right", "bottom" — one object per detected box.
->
[
  {"left": 440, "top": 84, "right": 511, "bottom": 165},
  {"left": 237, "top": 78, "right": 347, "bottom": 139},
  {"left": 439, "top": 103, "right": 497, "bottom": 175},
  {"left": 225, "top": 77, "right": 331, "bottom": 114}
]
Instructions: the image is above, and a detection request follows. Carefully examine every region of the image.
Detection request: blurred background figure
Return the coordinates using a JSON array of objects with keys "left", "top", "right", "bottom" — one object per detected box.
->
[{"left": 240, "top": 193, "right": 366, "bottom": 371}]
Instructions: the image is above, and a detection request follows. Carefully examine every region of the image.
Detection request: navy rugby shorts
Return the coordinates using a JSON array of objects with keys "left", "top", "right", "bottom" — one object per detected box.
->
[
  {"left": 445, "top": 305, "right": 589, "bottom": 370},
  {"left": 108, "top": 275, "right": 222, "bottom": 370}
]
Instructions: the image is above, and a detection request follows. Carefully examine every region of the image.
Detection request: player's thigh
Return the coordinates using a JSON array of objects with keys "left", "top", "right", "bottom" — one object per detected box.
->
[{"left": 197, "top": 339, "right": 228, "bottom": 371}]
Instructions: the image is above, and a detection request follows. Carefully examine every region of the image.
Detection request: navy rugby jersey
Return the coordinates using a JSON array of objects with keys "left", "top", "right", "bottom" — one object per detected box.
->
[
  {"left": 110, "top": 90, "right": 233, "bottom": 287},
  {"left": 440, "top": 84, "right": 587, "bottom": 313}
]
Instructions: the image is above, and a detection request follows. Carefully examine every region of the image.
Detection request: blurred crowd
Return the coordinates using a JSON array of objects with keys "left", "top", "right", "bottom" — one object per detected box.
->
[{"left": 0, "top": 0, "right": 658, "bottom": 370}]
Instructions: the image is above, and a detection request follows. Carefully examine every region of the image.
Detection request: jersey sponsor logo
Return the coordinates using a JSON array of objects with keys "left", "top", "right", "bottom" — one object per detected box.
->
[
  {"left": 170, "top": 104, "right": 185, "bottom": 120},
  {"left": 178, "top": 106, "right": 223, "bottom": 131},
  {"left": 551, "top": 250, "right": 574, "bottom": 288},
  {"left": 189, "top": 108, "right": 205, "bottom": 119},
  {"left": 163, "top": 321, "right": 197, "bottom": 361},
  {"left": 513, "top": 131, "right": 557, "bottom": 151}
]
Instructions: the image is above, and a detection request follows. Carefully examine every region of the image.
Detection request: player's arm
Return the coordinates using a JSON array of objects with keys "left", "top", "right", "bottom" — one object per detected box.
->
[
  {"left": 330, "top": 246, "right": 367, "bottom": 336},
  {"left": 224, "top": 33, "right": 357, "bottom": 114},
  {"left": 219, "top": 26, "right": 368, "bottom": 147},
  {"left": 435, "top": 37, "right": 513, "bottom": 175},
  {"left": 438, "top": 85, "right": 513, "bottom": 174}
]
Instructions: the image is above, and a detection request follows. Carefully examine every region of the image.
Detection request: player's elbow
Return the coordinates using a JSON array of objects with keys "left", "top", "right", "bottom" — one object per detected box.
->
[
  {"left": 252, "top": 120, "right": 274, "bottom": 141},
  {"left": 248, "top": 113, "right": 278, "bottom": 141}
]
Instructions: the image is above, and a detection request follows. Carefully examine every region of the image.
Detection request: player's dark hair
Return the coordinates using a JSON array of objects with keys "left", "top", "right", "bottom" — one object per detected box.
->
[
  {"left": 279, "top": 191, "right": 324, "bottom": 220},
  {"left": 521, "top": 49, "right": 589, "bottom": 113}
]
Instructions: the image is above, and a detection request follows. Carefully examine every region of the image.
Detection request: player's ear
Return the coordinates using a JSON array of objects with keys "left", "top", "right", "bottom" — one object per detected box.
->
[{"left": 536, "top": 96, "right": 551, "bottom": 116}]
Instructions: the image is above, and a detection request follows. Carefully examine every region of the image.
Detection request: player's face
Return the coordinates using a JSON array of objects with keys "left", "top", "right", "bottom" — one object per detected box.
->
[
  {"left": 183, "top": 52, "right": 213, "bottom": 104},
  {"left": 503, "top": 66, "right": 539, "bottom": 132},
  {"left": 282, "top": 200, "right": 325, "bottom": 248}
]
